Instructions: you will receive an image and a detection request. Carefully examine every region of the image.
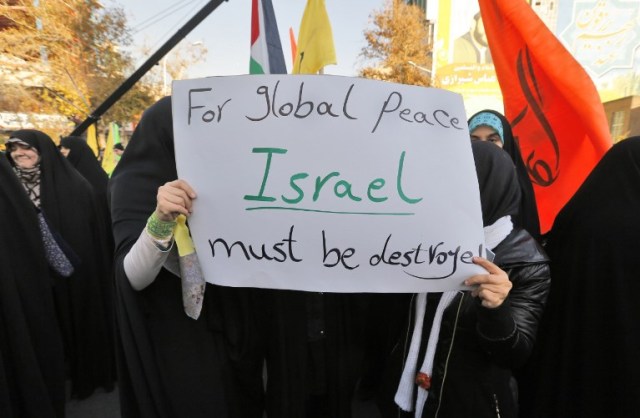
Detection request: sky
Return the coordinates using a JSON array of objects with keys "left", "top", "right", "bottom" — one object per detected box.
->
[{"left": 109, "top": 0, "right": 388, "bottom": 80}]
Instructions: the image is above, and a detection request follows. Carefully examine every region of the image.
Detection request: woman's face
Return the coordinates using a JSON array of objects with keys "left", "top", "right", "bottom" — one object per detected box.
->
[
  {"left": 470, "top": 125, "right": 503, "bottom": 148},
  {"left": 60, "top": 146, "right": 70, "bottom": 157},
  {"left": 9, "top": 143, "right": 40, "bottom": 169}
]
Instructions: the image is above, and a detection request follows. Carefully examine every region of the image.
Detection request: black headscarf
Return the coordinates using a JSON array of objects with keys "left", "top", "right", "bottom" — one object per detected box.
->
[
  {"left": 59, "top": 135, "right": 112, "bottom": 247},
  {"left": 521, "top": 137, "right": 640, "bottom": 418},
  {"left": 0, "top": 156, "right": 66, "bottom": 417},
  {"left": 468, "top": 109, "right": 541, "bottom": 239},
  {"left": 5, "top": 129, "right": 115, "bottom": 399},
  {"left": 471, "top": 140, "right": 521, "bottom": 227},
  {"left": 60, "top": 136, "right": 109, "bottom": 196}
]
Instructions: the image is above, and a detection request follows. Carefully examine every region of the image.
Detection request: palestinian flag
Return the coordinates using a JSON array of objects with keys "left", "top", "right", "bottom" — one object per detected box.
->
[{"left": 250, "top": 0, "right": 287, "bottom": 74}]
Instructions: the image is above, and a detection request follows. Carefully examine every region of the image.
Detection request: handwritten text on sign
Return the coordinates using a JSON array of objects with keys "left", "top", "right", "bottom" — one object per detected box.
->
[{"left": 172, "top": 75, "right": 485, "bottom": 293}]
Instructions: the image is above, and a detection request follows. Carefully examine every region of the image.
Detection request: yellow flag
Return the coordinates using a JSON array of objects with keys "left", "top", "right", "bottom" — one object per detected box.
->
[
  {"left": 87, "top": 123, "right": 99, "bottom": 157},
  {"left": 293, "top": 0, "right": 337, "bottom": 74},
  {"left": 175, "top": 215, "right": 196, "bottom": 257},
  {"left": 101, "top": 123, "right": 116, "bottom": 175}
]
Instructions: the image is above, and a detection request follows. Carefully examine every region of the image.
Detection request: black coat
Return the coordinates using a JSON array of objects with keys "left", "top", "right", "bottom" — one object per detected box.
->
[
  {"left": 378, "top": 228, "right": 550, "bottom": 418},
  {"left": 6, "top": 130, "right": 115, "bottom": 400},
  {"left": 59, "top": 136, "right": 108, "bottom": 197},
  {"left": 0, "top": 156, "right": 65, "bottom": 417},
  {"left": 520, "top": 137, "right": 640, "bottom": 418}
]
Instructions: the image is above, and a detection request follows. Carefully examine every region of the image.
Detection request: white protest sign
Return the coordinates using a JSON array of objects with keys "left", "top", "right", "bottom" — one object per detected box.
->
[{"left": 172, "top": 75, "right": 485, "bottom": 293}]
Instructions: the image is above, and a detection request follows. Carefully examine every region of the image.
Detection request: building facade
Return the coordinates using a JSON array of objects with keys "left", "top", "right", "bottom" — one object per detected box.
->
[{"left": 603, "top": 95, "right": 640, "bottom": 142}]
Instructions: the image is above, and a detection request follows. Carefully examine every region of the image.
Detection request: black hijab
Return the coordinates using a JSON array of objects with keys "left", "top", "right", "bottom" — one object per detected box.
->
[
  {"left": 0, "top": 156, "right": 66, "bottom": 417},
  {"left": 472, "top": 140, "right": 521, "bottom": 227},
  {"left": 59, "top": 135, "right": 112, "bottom": 246},
  {"left": 6, "top": 129, "right": 115, "bottom": 399},
  {"left": 60, "top": 136, "right": 109, "bottom": 196},
  {"left": 468, "top": 109, "right": 540, "bottom": 239},
  {"left": 522, "top": 137, "right": 640, "bottom": 418}
]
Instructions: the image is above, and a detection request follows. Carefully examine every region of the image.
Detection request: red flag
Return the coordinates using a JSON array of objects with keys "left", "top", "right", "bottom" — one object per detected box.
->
[{"left": 479, "top": 0, "right": 612, "bottom": 233}]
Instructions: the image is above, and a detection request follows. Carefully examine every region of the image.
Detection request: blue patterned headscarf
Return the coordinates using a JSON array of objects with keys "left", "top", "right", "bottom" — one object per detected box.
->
[{"left": 468, "top": 111, "right": 504, "bottom": 143}]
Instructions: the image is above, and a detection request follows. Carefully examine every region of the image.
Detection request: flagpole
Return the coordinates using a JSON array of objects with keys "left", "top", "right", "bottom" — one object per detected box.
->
[{"left": 69, "top": 0, "right": 228, "bottom": 137}]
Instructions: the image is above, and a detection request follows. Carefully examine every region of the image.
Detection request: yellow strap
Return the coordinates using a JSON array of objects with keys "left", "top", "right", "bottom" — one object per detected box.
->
[{"left": 174, "top": 215, "right": 195, "bottom": 257}]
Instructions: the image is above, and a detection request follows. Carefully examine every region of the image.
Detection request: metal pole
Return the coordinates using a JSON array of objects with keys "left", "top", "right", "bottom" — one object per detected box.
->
[
  {"left": 69, "top": 0, "right": 228, "bottom": 137},
  {"left": 162, "top": 57, "right": 167, "bottom": 96}
]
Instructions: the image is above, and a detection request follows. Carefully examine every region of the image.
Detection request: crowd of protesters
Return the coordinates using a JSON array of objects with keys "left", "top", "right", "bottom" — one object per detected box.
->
[{"left": 0, "top": 97, "right": 637, "bottom": 418}]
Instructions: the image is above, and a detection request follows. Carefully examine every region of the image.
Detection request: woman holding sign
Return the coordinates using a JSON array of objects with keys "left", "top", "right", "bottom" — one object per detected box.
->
[
  {"left": 376, "top": 141, "right": 550, "bottom": 418},
  {"left": 109, "top": 97, "right": 265, "bottom": 417}
]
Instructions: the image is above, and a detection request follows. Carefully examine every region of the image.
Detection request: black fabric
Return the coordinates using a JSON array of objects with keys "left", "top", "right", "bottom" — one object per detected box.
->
[
  {"left": 60, "top": 136, "right": 109, "bottom": 197},
  {"left": 468, "top": 109, "right": 541, "bottom": 239},
  {"left": 258, "top": 289, "right": 368, "bottom": 418},
  {"left": 377, "top": 143, "right": 550, "bottom": 418},
  {"left": 356, "top": 293, "right": 409, "bottom": 402},
  {"left": 521, "top": 137, "right": 640, "bottom": 418},
  {"left": 0, "top": 156, "right": 66, "bottom": 417},
  {"left": 109, "top": 97, "right": 264, "bottom": 418},
  {"left": 59, "top": 136, "right": 113, "bottom": 264},
  {"left": 472, "top": 140, "right": 521, "bottom": 227},
  {"left": 6, "top": 129, "right": 115, "bottom": 399},
  {"left": 109, "top": 96, "right": 369, "bottom": 418}
]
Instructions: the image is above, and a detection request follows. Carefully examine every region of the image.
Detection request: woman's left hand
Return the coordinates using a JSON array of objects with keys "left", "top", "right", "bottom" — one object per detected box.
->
[{"left": 464, "top": 257, "right": 512, "bottom": 308}]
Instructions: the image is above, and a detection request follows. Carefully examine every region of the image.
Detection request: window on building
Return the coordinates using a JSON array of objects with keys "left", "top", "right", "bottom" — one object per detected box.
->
[{"left": 610, "top": 110, "right": 625, "bottom": 141}]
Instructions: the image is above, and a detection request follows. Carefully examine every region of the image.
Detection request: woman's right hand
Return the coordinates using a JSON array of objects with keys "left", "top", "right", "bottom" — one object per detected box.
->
[{"left": 155, "top": 180, "right": 197, "bottom": 222}]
